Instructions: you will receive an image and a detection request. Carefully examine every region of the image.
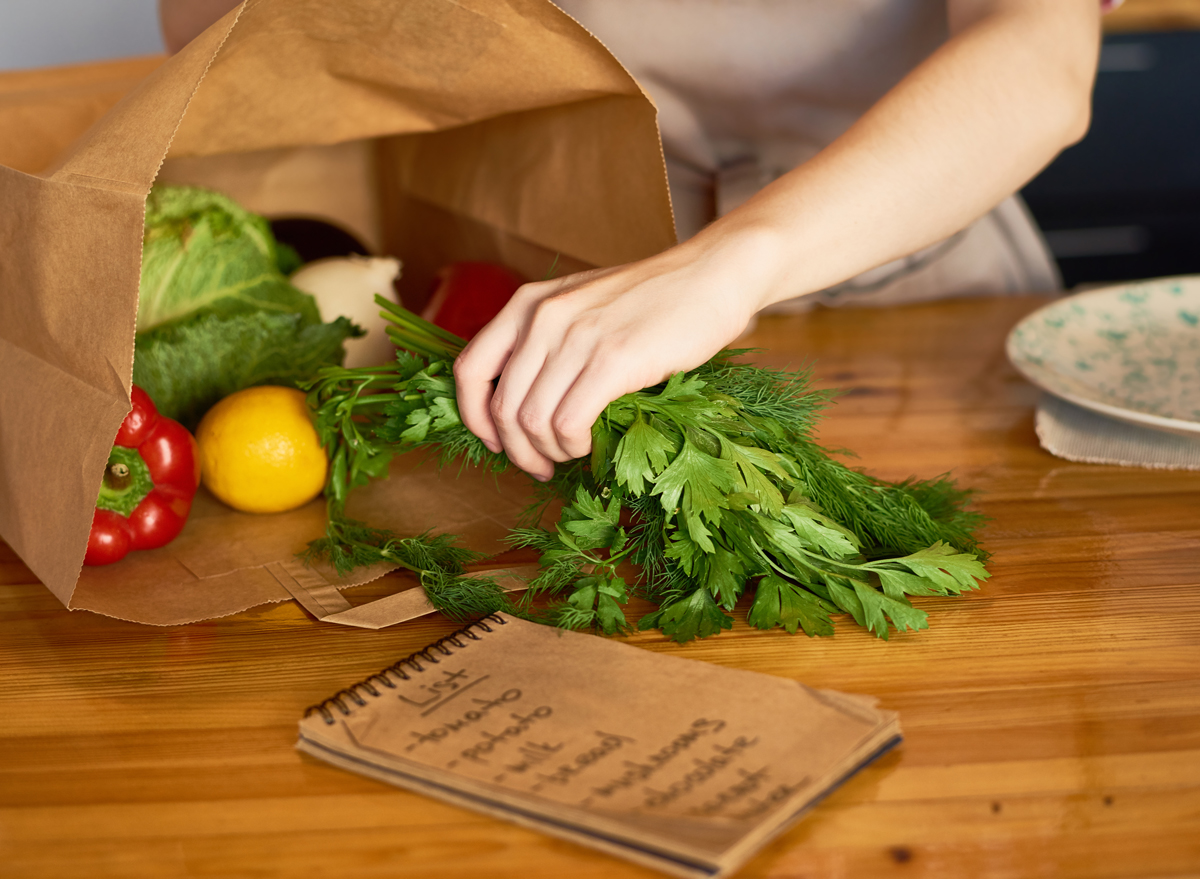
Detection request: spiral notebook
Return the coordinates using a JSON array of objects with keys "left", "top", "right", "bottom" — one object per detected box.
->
[{"left": 296, "top": 614, "right": 901, "bottom": 878}]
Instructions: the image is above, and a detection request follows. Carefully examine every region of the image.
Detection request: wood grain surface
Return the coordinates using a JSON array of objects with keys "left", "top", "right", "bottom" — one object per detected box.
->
[
  {"left": 2, "top": 295, "right": 1198, "bottom": 879},
  {"left": 1105, "top": 0, "right": 1200, "bottom": 31}
]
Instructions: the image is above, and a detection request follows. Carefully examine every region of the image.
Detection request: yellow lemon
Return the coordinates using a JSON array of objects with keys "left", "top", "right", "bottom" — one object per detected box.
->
[{"left": 196, "top": 386, "right": 327, "bottom": 513}]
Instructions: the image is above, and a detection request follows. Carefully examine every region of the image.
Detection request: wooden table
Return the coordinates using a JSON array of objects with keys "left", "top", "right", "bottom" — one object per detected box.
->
[
  {"left": 3, "top": 295, "right": 1198, "bottom": 878},
  {"left": 1106, "top": 0, "right": 1200, "bottom": 31}
]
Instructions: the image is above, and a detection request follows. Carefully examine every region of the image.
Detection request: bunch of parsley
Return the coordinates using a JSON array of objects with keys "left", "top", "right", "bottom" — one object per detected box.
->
[{"left": 304, "top": 297, "right": 988, "bottom": 641}]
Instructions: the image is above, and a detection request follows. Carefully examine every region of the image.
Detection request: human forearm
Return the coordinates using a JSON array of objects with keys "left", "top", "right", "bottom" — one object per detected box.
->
[
  {"left": 455, "top": 0, "right": 1102, "bottom": 479},
  {"left": 704, "top": 0, "right": 1101, "bottom": 311}
]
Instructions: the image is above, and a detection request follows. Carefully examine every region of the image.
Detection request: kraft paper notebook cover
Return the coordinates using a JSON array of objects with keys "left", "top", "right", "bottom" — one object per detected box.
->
[{"left": 297, "top": 614, "right": 901, "bottom": 878}]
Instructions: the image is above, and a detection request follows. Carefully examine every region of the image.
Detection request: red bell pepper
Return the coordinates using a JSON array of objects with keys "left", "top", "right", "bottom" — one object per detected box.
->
[
  {"left": 84, "top": 385, "right": 201, "bottom": 566},
  {"left": 423, "top": 261, "right": 525, "bottom": 341}
]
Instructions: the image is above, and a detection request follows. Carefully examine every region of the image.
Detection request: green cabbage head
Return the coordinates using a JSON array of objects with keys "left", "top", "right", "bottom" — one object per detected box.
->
[{"left": 132, "top": 185, "right": 358, "bottom": 428}]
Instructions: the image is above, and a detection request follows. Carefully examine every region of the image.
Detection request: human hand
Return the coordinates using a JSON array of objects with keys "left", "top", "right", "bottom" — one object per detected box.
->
[{"left": 453, "top": 233, "right": 780, "bottom": 481}]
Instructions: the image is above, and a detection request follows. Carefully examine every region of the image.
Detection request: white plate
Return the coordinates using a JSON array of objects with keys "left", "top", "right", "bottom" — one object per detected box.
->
[{"left": 1006, "top": 275, "right": 1200, "bottom": 437}]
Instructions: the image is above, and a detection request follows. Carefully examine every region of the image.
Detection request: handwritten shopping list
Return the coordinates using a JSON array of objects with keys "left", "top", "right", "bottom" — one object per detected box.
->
[{"left": 329, "top": 618, "right": 892, "bottom": 850}]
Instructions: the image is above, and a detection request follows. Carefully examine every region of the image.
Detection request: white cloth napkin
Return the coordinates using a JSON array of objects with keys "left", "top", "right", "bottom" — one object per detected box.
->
[{"left": 1036, "top": 394, "right": 1200, "bottom": 470}]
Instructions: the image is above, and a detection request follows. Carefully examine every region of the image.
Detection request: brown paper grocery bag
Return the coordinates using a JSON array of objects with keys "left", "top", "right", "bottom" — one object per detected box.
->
[{"left": 0, "top": 0, "right": 674, "bottom": 626}]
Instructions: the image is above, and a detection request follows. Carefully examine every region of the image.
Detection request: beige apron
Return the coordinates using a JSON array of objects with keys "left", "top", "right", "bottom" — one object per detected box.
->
[{"left": 555, "top": 0, "right": 1061, "bottom": 307}]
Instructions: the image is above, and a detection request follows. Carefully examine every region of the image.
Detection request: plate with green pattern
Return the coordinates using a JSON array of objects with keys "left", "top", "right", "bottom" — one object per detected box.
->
[{"left": 1006, "top": 275, "right": 1200, "bottom": 437}]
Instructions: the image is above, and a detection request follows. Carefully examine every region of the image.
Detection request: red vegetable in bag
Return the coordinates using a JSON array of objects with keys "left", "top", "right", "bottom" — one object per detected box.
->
[
  {"left": 423, "top": 261, "right": 525, "bottom": 341},
  {"left": 84, "top": 386, "right": 201, "bottom": 566}
]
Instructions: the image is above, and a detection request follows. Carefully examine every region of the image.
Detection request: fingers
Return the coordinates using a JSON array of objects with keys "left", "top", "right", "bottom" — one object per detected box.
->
[
  {"left": 488, "top": 337, "right": 558, "bottom": 481},
  {"left": 503, "top": 330, "right": 598, "bottom": 464},
  {"left": 493, "top": 318, "right": 654, "bottom": 474},
  {"left": 485, "top": 287, "right": 597, "bottom": 478},
  {"left": 453, "top": 258, "right": 734, "bottom": 483},
  {"left": 453, "top": 320, "right": 514, "bottom": 454},
  {"left": 542, "top": 353, "right": 636, "bottom": 461},
  {"left": 454, "top": 279, "right": 564, "bottom": 476}
]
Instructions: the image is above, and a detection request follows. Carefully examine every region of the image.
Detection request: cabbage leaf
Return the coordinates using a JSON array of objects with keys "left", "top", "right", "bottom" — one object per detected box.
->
[{"left": 134, "top": 312, "right": 358, "bottom": 429}]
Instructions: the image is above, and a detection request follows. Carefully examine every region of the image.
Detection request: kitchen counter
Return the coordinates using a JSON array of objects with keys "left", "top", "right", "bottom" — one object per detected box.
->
[
  {"left": 1106, "top": 0, "right": 1200, "bottom": 31},
  {"left": 3, "top": 295, "right": 1198, "bottom": 878}
]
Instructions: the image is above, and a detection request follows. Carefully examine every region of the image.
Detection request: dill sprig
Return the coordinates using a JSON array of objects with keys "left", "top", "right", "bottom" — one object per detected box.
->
[{"left": 302, "top": 296, "right": 990, "bottom": 641}]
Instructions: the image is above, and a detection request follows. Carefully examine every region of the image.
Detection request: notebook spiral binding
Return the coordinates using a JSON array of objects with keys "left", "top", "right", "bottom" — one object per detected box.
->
[{"left": 304, "top": 613, "right": 508, "bottom": 725}]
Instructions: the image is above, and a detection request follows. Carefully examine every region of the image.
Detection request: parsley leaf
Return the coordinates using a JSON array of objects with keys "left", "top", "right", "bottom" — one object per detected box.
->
[
  {"left": 613, "top": 415, "right": 676, "bottom": 495},
  {"left": 747, "top": 573, "right": 836, "bottom": 637},
  {"left": 563, "top": 487, "right": 621, "bottom": 549},
  {"left": 873, "top": 541, "right": 990, "bottom": 595},
  {"left": 596, "top": 576, "right": 629, "bottom": 633},
  {"left": 851, "top": 579, "right": 929, "bottom": 639},
  {"left": 650, "top": 438, "right": 738, "bottom": 524},
  {"left": 399, "top": 408, "right": 432, "bottom": 444},
  {"left": 778, "top": 503, "right": 861, "bottom": 559},
  {"left": 703, "top": 546, "right": 746, "bottom": 609},
  {"left": 640, "top": 587, "right": 734, "bottom": 643},
  {"left": 720, "top": 436, "right": 785, "bottom": 516}
]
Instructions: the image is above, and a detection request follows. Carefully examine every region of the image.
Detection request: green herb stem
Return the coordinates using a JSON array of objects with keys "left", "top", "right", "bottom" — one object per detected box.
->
[{"left": 375, "top": 294, "right": 466, "bottom": 358}]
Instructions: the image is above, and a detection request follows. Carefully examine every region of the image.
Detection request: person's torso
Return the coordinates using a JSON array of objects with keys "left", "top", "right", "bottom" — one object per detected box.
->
[{"left": 554, "top": 0, "right": 948, "bottom": 171}]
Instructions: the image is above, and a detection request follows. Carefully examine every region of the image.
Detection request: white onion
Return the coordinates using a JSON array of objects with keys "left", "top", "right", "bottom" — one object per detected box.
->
[{"left": 291, "top": 255, "right": 403, "bottom": 368}]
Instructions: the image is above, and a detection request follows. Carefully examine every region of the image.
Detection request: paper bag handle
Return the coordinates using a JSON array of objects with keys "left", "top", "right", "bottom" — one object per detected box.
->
[{"left": 266, "top": 558, "right": 533, "bottom": 629}]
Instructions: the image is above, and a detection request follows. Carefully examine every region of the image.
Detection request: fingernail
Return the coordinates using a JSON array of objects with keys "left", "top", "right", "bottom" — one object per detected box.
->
[
  {"left": 535, "top": 471, "right": 553, "bottom": 483},
  {"left": 484, "top": 440, "right": 501, "bottom": 453}
]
